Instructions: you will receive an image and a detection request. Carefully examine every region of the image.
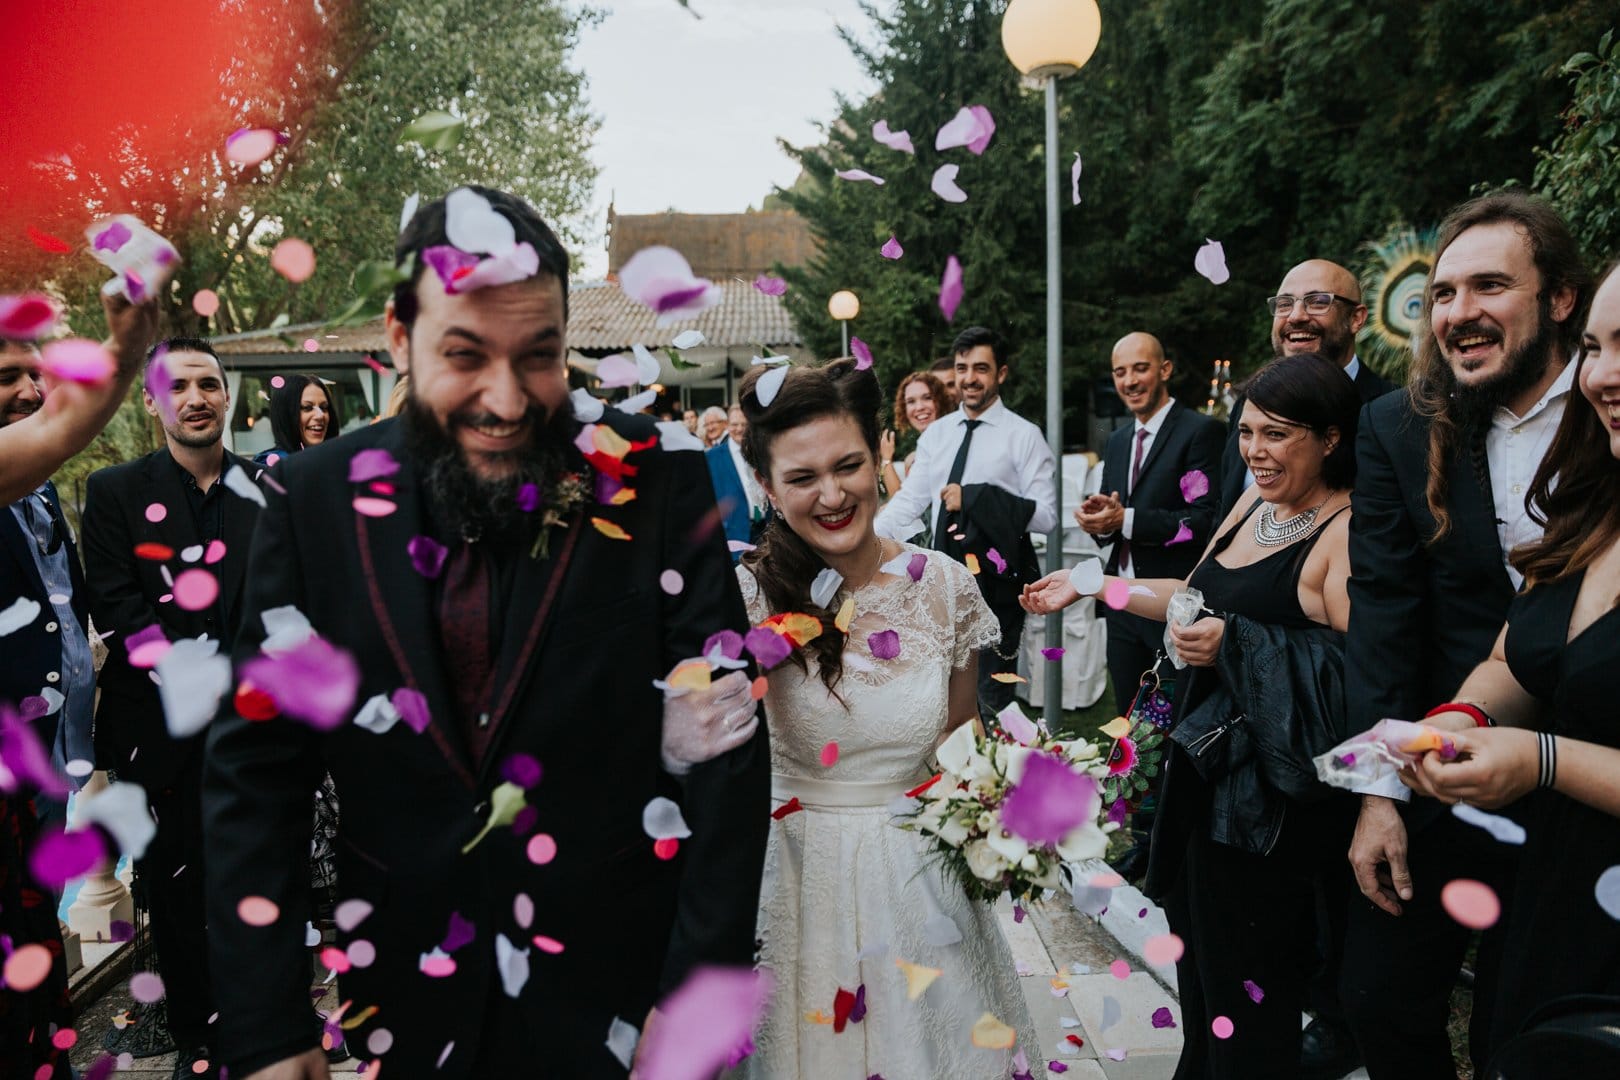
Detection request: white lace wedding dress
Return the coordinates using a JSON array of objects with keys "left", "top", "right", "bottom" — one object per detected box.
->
[{"left": 732, "top": 543, "right": 1043, "bottom": 1079}]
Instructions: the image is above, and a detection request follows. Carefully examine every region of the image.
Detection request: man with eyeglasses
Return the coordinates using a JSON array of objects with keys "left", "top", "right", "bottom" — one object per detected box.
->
[
  {"left": 0, "top": 340, "right": 95, "bottom": 823},
  {"left": 1217, "top": 261, "right": 1396, "bottom": 516}
]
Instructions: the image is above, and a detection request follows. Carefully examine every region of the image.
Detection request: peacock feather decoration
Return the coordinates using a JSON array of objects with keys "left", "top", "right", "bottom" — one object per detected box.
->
[{"left": 1357, "top": 226, "right": 1437, "bottom": 382}]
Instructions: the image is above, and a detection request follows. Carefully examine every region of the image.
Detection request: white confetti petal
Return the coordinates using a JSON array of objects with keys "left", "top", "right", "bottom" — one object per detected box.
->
[
  {"left": 260, "top": 605, "right": 314, "bottom": 656},
  {"left": 180, "top": 544, "right": 204, "bottom": 563},
  {"left": 155, "top": 637, "right": 231, "bottom": 738},
  {"left": 1101, "top": 995, "right": 1121, "bottom": 1031},
  {"left": 810, "top": 568, "right": 844, "bottom": 609},
  {"left": 399, "top": 192, "right": 420, "bottom": 235},
  {"left": 872, "top": 119, "right": 915, "bottom": 155},
  {"left": 570, "top": 387, "right": 605, "bottom": 423},
  {"left": 77, "top": 781, "right": 157, "bottom": 861},
  {"left": 922, "top": 912, "right": 961, "bottom": 946},
  {"left": 1071, "top": 152, "right": 1083, "bottom": 205},
  {"left": 755, "top": 365, "right": 789, "bottom": 408},
  {"left": 631, "top": 343, "right": 662, "bottom": 385},
  {"left": 1451, "top": 803, "right": 1527, "bottom": 845},
  {"left": 641, "top": 796, "right": 692, "bottom": 840},
  {"left": 305, "top": 921, "right": 322, "bottom": 947},
  {"left": 334, "top": 899, "right": 373, "bottom": 932},
  {"left": 856, "top": 940, "right": 890, "bottom": 960},
  {"left": 444, "top": 187, "right": 516, "bottom": 255},
  {"left": 495, "top": 932, "right": 530, "bottom": 998},
  {"left": 1068, "top": 558, "right": 1104, "bottom": 596},
  {"left": 671, "top": 329, "right": 706, "bottom": 350},
  {"left": 353, "top": 693, "right": 401, "bottom": 734},
  {"left": 1194, "top": 238, "right": 1230, "bottom": 285},
  {"left": 605, "top": 1017, "right": 640, "bottom": 1070},
  {"left": 834, "top": 168, "right": 885, "bottom": 185},
  {"left": 36, "top": 687, "right": 65, "bottom": 715},
  {"left": 224, "top": 465, "right": 266, "bottom": 507},
  {"left": 616, "top": 389, "right": 657, "bottom": 414},
  {"left": 655, "top": 421, "right": 704, "bottom": 452},
  {"left": 930, "top": 163, "right": 968, "bottom": 204},
  {"left": 1595, "top": 866, "right": 1620, "bottom": 921},
  {"left": 0, "top": 597, "right": 42, "bottom": 636}
]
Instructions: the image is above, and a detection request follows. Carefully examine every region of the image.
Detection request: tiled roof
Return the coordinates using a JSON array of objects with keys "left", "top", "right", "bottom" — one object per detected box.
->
[
  {"left": 567, "top": 279, "right": 801, "bottom": 351},
  {"left": 607, "top": 210, "right": 817, "bottom": 279},
  {"left": 210, "top": 279, "right": 801, "bottom": 358}
]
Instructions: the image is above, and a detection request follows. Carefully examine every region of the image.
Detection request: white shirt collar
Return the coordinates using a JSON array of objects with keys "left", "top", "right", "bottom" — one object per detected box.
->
[
  {"left": 1343, "top": 353, "right": 1361, "bottom": 381},
  {"left": 1134, "top": 397, "right": 1176, "bottom": 436},
  {"left": 1494, "top": 356, "right": 1576, "bottom": 428},
  {"left": 957, "top": 396, "right": 1009, "bottom": 426}
]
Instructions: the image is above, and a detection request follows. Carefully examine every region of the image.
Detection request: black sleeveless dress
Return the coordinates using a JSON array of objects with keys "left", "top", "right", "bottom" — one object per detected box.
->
[
  {"left": 1494, "top": 569, "right": 1620, "bottom": 1040},
  {"left": 1158, "top": 500, "right": 1357, "bottom": 1080}
]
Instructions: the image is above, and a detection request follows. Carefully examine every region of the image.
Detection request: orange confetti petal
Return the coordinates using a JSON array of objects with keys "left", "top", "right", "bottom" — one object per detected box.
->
[
  {"left": 990, "top": 672, "right": 1027, "bottom": 684},
  {"left": 590, "top": 517, "right": 632, "bottom": 541},
  {"left": 970, "top": 1012, "right": 1016, "bottom": 1049},
  {"left": 803, "top": 1010, "right": 835, "bottom": 1025},
  {"left": 834, "top": 597, "right": 856, "bottom": 633},
  {"left": 964, "top": 553, "right": 981, "bottom": 575},
  {"left": 666, "top": 659, "right": 712, "bottom": 693},
  {"left": 1100, "top": 716, "right": 1132, "bottom": 740},
  {"left": 895, "top": 958, "right": 942, "bottom": 1000},
  {"left": 764, "top": 611, "right": 823, "bottom": 646},
  {"left": 592, "top": 424, "right": 632, "bottom": 458},
  {"left": 609, "top": 487, "right": 637, "bottom": 506},
  {"left": 750, "top": 675, "right": 769, "bottom": 700}
]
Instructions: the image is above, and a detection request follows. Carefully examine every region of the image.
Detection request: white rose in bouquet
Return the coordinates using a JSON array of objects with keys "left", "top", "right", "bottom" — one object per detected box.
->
[
  {"left": 1001, "top": 742, "right": 1036, "bottom": 784},
  {"left": 936, "top": 808, "right": 973, "bottom": 848},
  {"left": 964, "top": 838, "right": 1008, "bottom": 882}
]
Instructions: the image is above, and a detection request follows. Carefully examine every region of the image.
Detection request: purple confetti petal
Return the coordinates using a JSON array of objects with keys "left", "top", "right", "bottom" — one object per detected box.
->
[
  {"left": 1041, "top": 647, "right": 1065, "bottom": 662},
  {"left": 1243, "top": 979, "right": 1265, "bottom": 1003},
  {"left": 753, "top": 275, "right": 787, "bottom": 297},
  {"left": 1179, "top": 469, "right": 1210, "bottom": 502},
  {"left": 868, "top": 629, "right": 901, "bottom": 661},
  {"left": 28, "top": 826, "right": 107, "bottom": 889},
  {"left": 239, "top": 636, "right": 361, "bottom": 731},
  {"left": 638, "top": 966, "right": 774, "bottom": 1080},
  {"left": 744, "top": 626, "right": 793, "bottom": 670},
  {"left": 1164, "top": 520, "right": 1194, "bottom": 546},
  {"left": 517, "top": 482, "right": 541, "bottom": 512},
  {"left": 441, "top": 911, "right": 476, "bottom": 953},
  {"left": 986, "top": 547, "right": 1007, "bottom": 574},
  {"left": 703, "top": 630, "right": 745, "bottom": 662},
  {"left": 880, "top": 235, "right": 903, "bottom": 260},
  {"left": 390, "top": 687, "right": 431, "bottom": 734},
  {"left": 348, "top": 448, "right": 401, "bottom": 484},
  {"left": 850, "top": 336, "right": 874, "bottom": 370},
  {"left": 1000, "top": 752, "right": 1098, "bottom": 846},
  {"left": 849, "top": 983, "right": 867, "bottom": 1024},
  {"left": 408, "top": 535, "right": 449, "bottom": 579},
  {"left": 906, "top": 553, "right": 927, "bottom": 582},
  {"left": 500, "top": 752, "right": 543, "bottom": 789},
  {"left": 1152, "top": 1007, "right": 1177, "bottom": 1028},
  {"left": 421, "top": 245, "right": 479, "bottom": 292},
  {"left": 939, "top": 255, "right": 964, "bottom": 322}
]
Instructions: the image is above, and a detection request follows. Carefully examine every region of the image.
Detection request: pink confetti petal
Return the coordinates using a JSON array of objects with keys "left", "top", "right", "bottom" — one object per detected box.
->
[
  {"left": 934, "top": 105, "right": 996, "bottom": 155},
  {"left": 819, "top": 740, "right": 839, "bottom": 767},
  {"left": 930, "top": 163, "right": 968, "bottom": 203},
  {"left": 1109, "top": 959, "right": 1131, "bottom": 979},
  {"left": 1143, "top": 934, "right": 1184, "bottom": 966},
  {"left": 192, "top": 290, "right": 220, "bottom": 317},
  {"left": 872, "top": 119, "right": 914, "bottom": 154},
  {"left": 39, "top": 339, "right": 115, "bottom": 385},
  {"left": 986, "top": 547, "right": 1008, "bottom": 574},
  {"left": 1102, "top": 579, "right": 1131, "bottom": 610},
  {"left": 533, "top": 934, "right": 565, "bottom": 955},
  {"left": 352, "top": 496, "right": 396, "bottom": 517},
  {"left": 391, "top": 687, "right": 430, "bottom": 734},
  {"left": 526, "top": 833, "right": 558, "bottom": 865},
  {"left": 1179, "top": 469, "right": 1210, "bottom": 502},
  {"left": 850, "top": 336, "right": 874, "bottom": 370},
  {"left": 236, "top": 895, "right": 280, "bottom": 926},
  {"left": 419, "top": 948, "right": 457, "bottom": 978},
  {"left": 1001, "top": 752, "right": 1098, "bottom": 846},
  {"left": 348, "top": 448, "right": 401, "bottom": 483},
  {"left": 619, "top": 246, "right": 723, "bottom": 324},
  {"left": 868, "top": 629, "right": 901, "bottom": 660},
  {"left": 204, "top": 539, "right": 227, "bottom": 565},
  {"left": 3, "top": 945, "right": 53, "bottom": 993},
  {"left": 225, "top": 127, "right": 280, "bottom": 166},
  {"left": 172, "top": 568, "right": 219, "bottom": 611},
  {"left": 1194, "top": 238, "right": 1230, "bottom": 285},
  {"left": 334, "top": 899, "right": 373, "bottom": 932},
  {"left": 1441, "top": 879, "right": 1500, "bottom": 929},
  {"left": 1164, "top": 520, "right": 1194, "bottom": 546},
  {"left": 1212, "top": 1016, "right": 1235, "bottom": 1039},
  {"left": 270, "top": 238, "right": 316, "bottom": 283},
  {"left": 659, "top": 570, "right": 684, "bottom": 595},
  {"left": 238, "top": 635, "right": 361, "bottom": 731},
  {"left": 0, "top": 293, "right": 59, "bottom": 340},
  {"left": 753, "top": 275, "right": 787, "bottom": 297},
  {"left": 835, "top": 168, "right": 885, "bottom": 185},
  {"left": 129, "top": 971, "right": 165, "bottom": 1004},
  {"left": 880, "top": 235, "right": 903, "bottom": 260},
  {"left": 638, "top": 967, "right": 775, "bottom": 1080},
  {"left": 939, "top": 255, "right": 964, "bottom": 322},
  {"left": 144, "top": 502, "right": 168, "bottom": 524}
]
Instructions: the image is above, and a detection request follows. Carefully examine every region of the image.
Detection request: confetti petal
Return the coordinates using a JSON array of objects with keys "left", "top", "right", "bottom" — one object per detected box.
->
[
  {"left": 0, "top": 293, "right": 59, "bottom": 340},
  {"left": 270, "top": 238, "right": 316, "bottom": 283},
  {"left": 834, "top": 597, "right": 856, "bottom": 633},
  {"left": 939, "top": 255, "right": 964, "bottom": 321},
  {"left": 1451, "top": 803, "right": 1527, "bottom": 845},
  {"left": 619, "top": 245, "right": 723, "bottom": 325},
  {"left": 753, "top": 274, "right": 787, "bottom": 296},
  {"left": 1243, "top": 979, "right": 1265, "bottom": 1003},
  {"left": 0, "top": 596, "right": 42, "bottom": 636},
  {"left": 1068, "top": 558, "right": 1104, "bottom": 596},
  {"left": 872, "top": 119, "right": 914, "bottom": 154},
  {"left": 495, "top": 933, "right": 530, "bottom": 998},
  {"left": 348, "top": 448, "right": 401, "bottom": 483},
  {"left": 930, "top": 164, "right": 968, "bottom": 203},
  {"left": 25, "top": 226, "right": 72, "bottom": 254},
  {"left": 237, "top": 895, "right": 280, "bottom": 926},
  {"left": 850, "top": 336, "right": 874, "bottom": 370},
  {"left": 238, "top": 635, "right": 361, "bottom": 731},
  {"left": 3, "top": 945, "right": 55, "bottom": 993},
  {"left": 1143, "top": 934, "right": 1184, "bottom": 967},
  {"left": 1440, "top": 879, "right": 1500, "bottom": 929},
  {"left": 997, "top": 702, "right": 1039, "bottom": 745},
  {"left": 810, "top": 568, "right": 844, "bottom": 609},
  {"left": 225, "top": 127, "right": 279, "bottom": 166},
  {"left": 40, "top": 339, "right": 115, "bottom": 385},
  {"left": 935, "top": 105, "right": 996, "bottom": 155},
  {"left": 1071, "top": 152, "right": 1084, "bottom": 205},
  {"left": 672, "top": 329, "right": 706, "bottom": 349},
  {"left": 1151, "top": 1006, "right": 1177, "bottom": 1029},
  {"left": 1595, "top": 866, "right": 1620, "bottom": 920},
  {"left": 1194, "top": 239, "right": 1230, "bottom": 285},
  {"left": 1102, "top": 579, "right": 1131, "bottom": 610},
  {"left": 77, "top": 781, "right": 156, "bottom": 861},
  {"left": 868, "top": 629, "right": 900, "bottom": 660},
  {"left": 28, "top": 826, "right": 106, "bottom": 888},
  {"left": 1164, "top": 520, "right": 1194, "bottom": 546},
  {"left": 224, "top": 465, "right": 267, "bottom": 507},
  {"left": 744, "top": 626, "right": 794, "bottom": 669},
  {"left": 1212, "top": 1016, "right": 1235, "bottom": 1039},
  {"left": 895, "top": 958, "right": 942, "bottom": 1000},
  {"left": 1001, "top": 752, "right": 1100, "bottom": 846},
  {"left": 172, "top": 568, "right": 219, "bottom": 611},
  {"left": 970, "top": 1013, "right": 1016, "bottom": 1049},
  {"left": 1179, "top": 469, "right": 1210, "bottom": 502},
  {"left": 155, "top": 636, "right": 232, "bottom": 737},
  {"left": 638, "top": 966, "right": 774, "bottom": 1080},
  {"left": 642, "top": 796, "right": 693, "bottom": 840},
  {"left": 922, "top": 912, "right": 961, "bottom": 946},
  {"left": 755, "top": 364, "right": 789, "bottom": 407},
  {"left": 880, "top": 235, "right": 903, "bottom": 260},
  {"left": 408, "top": 536, "right": 449, "bottom": 579},
  {"left": 819, "top": 741, "right": 839, "bottom": 767},
  {"left": 835, "top": 168, "right": 886, "bottom": 185}
]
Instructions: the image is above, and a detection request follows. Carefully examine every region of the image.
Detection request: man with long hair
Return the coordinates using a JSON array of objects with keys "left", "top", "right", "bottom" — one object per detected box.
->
[{"left": 1338, "top": 191, "right": 1592, "bottom": 1076}]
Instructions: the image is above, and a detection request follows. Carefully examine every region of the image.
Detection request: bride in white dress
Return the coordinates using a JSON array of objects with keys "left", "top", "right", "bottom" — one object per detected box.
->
[{"left": 728, "top": 358, "right": 1041, "bottom": 1079}]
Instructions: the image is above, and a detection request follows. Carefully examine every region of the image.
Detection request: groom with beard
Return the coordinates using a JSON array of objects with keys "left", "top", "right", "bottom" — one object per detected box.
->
[
  {"left": 1335, "top": 191, "right": 1591, "bottom": 1077},
  {"left": 203, "top": 187, "right": 768, "bottom": 1079}
]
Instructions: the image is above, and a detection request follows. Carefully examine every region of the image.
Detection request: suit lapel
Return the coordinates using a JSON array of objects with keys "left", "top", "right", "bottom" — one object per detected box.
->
[
  {"left": 218, "top": 451, "right": 259, "bottom": 634},
  {"left": 1446, "top": 439, "right": 1515, "bottom": 595},
  {"left": 474, "top": 510, "right": 586, "bottom": 786},
  {"left": 350, "top": 428, "right": 474, "bottom": 789},
  {"left": 0, "top": 498, "right": 47, "bottom": 601},
  {"left": 1129, "top": 403, "right": 1183, "bottom": 502}
]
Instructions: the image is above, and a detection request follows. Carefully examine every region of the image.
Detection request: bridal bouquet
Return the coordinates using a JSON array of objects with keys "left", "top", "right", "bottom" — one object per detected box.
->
[{"left": 899, "top": 704, "right": 1114, "bottom": 905}]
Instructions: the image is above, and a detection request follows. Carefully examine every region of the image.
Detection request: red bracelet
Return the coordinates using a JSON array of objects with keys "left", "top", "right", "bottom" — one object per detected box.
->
[{"left": 1425, "top": 701, "right": 1493, "bottom": 728}]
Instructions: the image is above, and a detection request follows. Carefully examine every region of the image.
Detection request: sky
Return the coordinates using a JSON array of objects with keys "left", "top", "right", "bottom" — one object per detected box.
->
[{"left": 571, "top": 0, "right": 876, "bottom": 275}]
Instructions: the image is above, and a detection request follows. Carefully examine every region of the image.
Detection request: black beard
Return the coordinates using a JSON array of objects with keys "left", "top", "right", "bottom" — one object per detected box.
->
[
  {"left": 1273, "top": 317, "right": 1355, "bottom": 366},
  {"left": 401, "top": 394, "right": 582, "bottom": 547},
  {"left": 1449, "top": 301, "right": 1558, "bottom": 441}
]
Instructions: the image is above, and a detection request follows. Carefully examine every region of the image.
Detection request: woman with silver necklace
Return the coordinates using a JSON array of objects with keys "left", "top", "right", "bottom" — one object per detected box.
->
[{"left": 1023, "top": 352, "right": 1362, "bottom": 1080}]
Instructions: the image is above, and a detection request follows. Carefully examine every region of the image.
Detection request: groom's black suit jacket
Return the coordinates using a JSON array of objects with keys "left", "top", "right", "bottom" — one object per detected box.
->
[
  {"left": 1343, "top": 391, "right": 1516, "bottom": 826},
  {"left": 202, "top": 413, "right": 769, "bottom": 1077}
]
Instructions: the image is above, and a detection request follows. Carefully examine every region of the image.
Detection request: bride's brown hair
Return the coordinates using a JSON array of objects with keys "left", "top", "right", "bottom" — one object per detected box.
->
[{"left": 737, "top": 358, "right": 883, "bottom": 694}]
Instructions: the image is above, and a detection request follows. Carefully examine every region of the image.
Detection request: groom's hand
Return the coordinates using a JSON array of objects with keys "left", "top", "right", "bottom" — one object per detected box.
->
[
  {"left": 241, "top": 1048, "right": 330, "bottom": 1080},
  {"left": 661, "top": 670, "right": 758, "bottom": 774}
]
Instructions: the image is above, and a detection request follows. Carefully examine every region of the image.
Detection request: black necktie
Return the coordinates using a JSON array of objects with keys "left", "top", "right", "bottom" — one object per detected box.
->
[{"left": 934, "top": 418, "right": 981, "bottom": 550}]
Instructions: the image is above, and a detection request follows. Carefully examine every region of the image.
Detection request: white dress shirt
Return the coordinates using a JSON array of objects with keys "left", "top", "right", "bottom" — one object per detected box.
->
[
  {"left": 1118, "top": 397, "right": 1176, "bottom": 577},
  {"left": 874, "top": 396, "right": 1058, "bottom": 541},
  {"left": 1358, "top": 357, "right": 1572, "bottom": 801},
  {"left": 726, "top": 435, "right": 766, "bottom": 517}
]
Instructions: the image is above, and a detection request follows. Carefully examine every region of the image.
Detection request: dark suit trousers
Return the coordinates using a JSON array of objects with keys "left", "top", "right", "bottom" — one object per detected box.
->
[
  {"left": 469, "top": 980, "right": 628, "bottom": 1077},
  {"left": 1103, "top": 608, "right": 1166, "bottom": 717},
  {"left": 141, "top": 756, "right": 214, "bottom": 1048},
  {"left": 1339, "top": 809, "right": 1516, "bottom": 1078},
  {"left": 977, "top": 593, "right": 1025, "bottom": 723},
  {"left": 1168, "top": 800, "right": 1356, "bottom": 1080}
]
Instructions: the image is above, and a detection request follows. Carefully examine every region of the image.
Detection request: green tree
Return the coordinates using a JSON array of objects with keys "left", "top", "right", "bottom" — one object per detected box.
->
[{"left": 1534, "top": 29, "right": 1620, "bottom": 260}]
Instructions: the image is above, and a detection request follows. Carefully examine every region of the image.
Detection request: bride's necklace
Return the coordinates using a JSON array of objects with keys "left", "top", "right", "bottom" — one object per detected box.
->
[
  {"left": 1253, "top": 499, "right": 1327, "bottom": 547},
  {"left": 848, "top": 536, "right": 887, "bottom": 592}
]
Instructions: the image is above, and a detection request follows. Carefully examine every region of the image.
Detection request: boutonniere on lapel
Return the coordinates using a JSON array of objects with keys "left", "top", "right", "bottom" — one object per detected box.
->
[{"left": 524, "top": 465, "right": 591, "bottom": 561}]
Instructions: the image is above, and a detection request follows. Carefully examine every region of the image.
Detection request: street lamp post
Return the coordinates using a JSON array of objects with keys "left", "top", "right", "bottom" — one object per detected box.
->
[
  {"left": 1001, "top": 0, "right": 1102, "bottom": 731},
  {"left": 828, "top": 289, "right": 860, "bottom": 356}
]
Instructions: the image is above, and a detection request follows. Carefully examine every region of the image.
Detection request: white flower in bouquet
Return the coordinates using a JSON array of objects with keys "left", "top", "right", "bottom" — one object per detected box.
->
[
  {"left": 985, "top": 815, "right": 1031, "bottom": 866},
  {"left": 964, "top": 838, "right": 1008, "bottom": 882},
  {"left": 998, "top": 741, "right": 1036, "bottom": 784},
  {"left": 1055, "top": 821, "right": 1108, "bottom": 863},
  {"left": 938, "top": 722, "right": 997, "bottom": 783}
]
